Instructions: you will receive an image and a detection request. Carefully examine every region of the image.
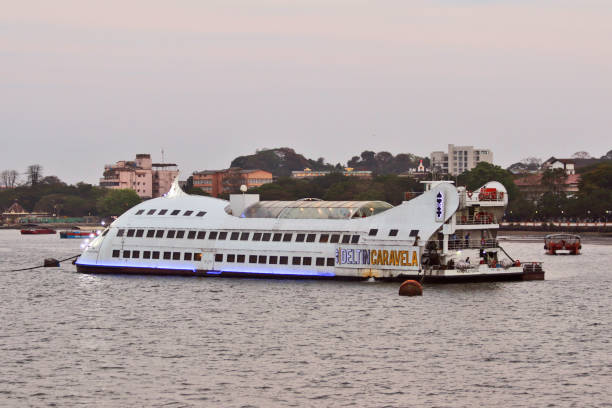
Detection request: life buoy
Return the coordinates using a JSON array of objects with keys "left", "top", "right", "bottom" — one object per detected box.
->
[
  {"left": 514, "top": 260, "right": 521, "bottom": 267},
  {"left": 467, "top": 190, "right": 473, "bottom": 198}
]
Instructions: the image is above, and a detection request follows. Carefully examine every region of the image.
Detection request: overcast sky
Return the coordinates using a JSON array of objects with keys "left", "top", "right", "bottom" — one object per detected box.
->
[{"left": 2, "top": 0, "right": 611, "bottom": 184}]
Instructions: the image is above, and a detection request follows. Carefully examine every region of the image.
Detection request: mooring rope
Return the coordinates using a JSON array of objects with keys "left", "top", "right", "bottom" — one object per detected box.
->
[{"left": 4, "top": 254, "right": 80, "bottom": 272}]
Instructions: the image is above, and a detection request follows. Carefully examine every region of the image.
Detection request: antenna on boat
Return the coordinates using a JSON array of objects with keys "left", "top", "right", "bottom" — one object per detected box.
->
[{"left": 161, "top": 148, "right": 165, "bottom": 163}]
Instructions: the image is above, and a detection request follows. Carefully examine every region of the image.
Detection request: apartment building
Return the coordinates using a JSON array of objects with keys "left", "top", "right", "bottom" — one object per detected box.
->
[
  {"left": 192, "top": 168, "right": 273, "bottom": 197},
  {"left": 430, "top": 144, "right": 493, "bottom": 175},
  {"left": 100, "top": 154, "right": 179, "bottom": 198}
]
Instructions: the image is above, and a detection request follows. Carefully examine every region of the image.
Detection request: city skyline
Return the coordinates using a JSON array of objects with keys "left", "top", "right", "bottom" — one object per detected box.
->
[{"left": 2, "top": 0, "right": 611, "bottom": 184}]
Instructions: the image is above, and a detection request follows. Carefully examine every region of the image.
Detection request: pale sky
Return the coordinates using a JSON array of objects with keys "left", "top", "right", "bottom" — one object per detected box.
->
[{"left": 2, "top": 0, "right": 611, "bottom": 184}]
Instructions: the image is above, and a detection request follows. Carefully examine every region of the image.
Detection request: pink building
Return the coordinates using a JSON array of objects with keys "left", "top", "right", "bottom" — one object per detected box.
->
[{"left": 100, "top": 154, "right": 179, "bottom": 198}]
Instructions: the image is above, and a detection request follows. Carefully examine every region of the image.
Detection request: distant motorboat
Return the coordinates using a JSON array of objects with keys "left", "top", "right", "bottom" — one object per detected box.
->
[
  {"left": 20, "top": 227, "right": 56, "bottom": 235},
  {"left": 59, "top": 229, "right": 96, "bottom": 239},
  {"left": 544, "top": 233, "right": 581, "bottom": 255}
]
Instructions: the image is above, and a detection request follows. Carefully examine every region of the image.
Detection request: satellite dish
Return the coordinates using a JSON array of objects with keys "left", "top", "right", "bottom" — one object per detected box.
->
[{"left": 240, "top": 185, "right": 247, "bottom": 193}]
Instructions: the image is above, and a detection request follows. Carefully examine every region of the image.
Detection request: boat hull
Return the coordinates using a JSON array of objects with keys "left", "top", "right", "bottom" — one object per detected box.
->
[
  {"left": 21, "top": 229, "right": 56, "bottom": 235},
  {"left": 76, "top": 264, "right": 544, "bottom": 283},
  {"left": 60, "top": 231, "right": 93, "bottom": 239}
]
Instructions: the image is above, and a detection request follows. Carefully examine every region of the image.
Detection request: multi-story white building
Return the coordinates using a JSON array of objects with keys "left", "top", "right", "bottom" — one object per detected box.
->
[{"left": 430, "top": 144, "right": 493, "bottom": 176}]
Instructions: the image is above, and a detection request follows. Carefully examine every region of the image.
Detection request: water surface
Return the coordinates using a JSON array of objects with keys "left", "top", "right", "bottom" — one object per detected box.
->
[{"left": 0, "top": 230, "right": 610, "bottom": 407}]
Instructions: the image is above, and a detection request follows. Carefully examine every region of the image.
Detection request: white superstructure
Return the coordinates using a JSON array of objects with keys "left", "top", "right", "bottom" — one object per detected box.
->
[{"left": 76, "top": 179, "right": 543, "bottom": 282}]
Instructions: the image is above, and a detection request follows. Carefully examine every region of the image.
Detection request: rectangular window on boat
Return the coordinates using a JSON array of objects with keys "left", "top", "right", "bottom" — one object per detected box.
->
[
  {"left": 143, "top": 251, "right": 151, "bottom": 259},
  {"left": 279, "top": 256, "right": 288, "bottom": 265},
  {"left": 368, "top": 229, "right": 378, "bottom": 236},
  {"left": 253, "top": 232, "right": 262, "bottom": 241},
  {"left": 193, "top": 253, "right": 202, "bottom": 261},
  {"left": 152, "top": 251, "right": 160, "bottom": 259},
  {"left": 249, "top": 255, "right": 257, "bottom": 263},
  {"left": 158, "top": 209, "right": 168, "bottom": 215},
  {"left": 272, "top": 233, "right": 282, "bottom": 242},
  {"left": 172, "top": 252, "right": 180, "bottom": 260},
  {"left": 183, "top": 210, "right": 193, "bottom": 216},
  {"left": 302, "top": 257, "right": 312, "bottom": 266},
  {"left": 209, "top": 231, "right": 218, "bottom": 240},
  {"left": 258, "top": 255, "right": 267, "bottom": 264},
  {"left": 240, "top": 232, "right": 250, "bottom": 241},
  {"left": 262, "top": 233, "right": 271, "bottom": 242},
  {"left": 146, "top": 230, "right": 155, "bottom": 238},
  {"left": 316, "top": 257, "right": 325, "bottom": 266},
  {"left": 295, "top": 233, "right": 305, "bottom": 242},
  {"left": 389, "top": 229, "right": 398, "bottom": 237},
  {"left": 117, "top": 229, "right": 125, "bottom": 237},
  {"left": 171, "top": 210, "right": 180, "bottom": 216},
  {"left": 147, "top": 209, "right": 156, "bottom": 215},
  {"left": 123, "top": 250, "right": 131, "bottom": 258},
  {"left": 326, "top": 258, "right": 335, "bottom": 266},
  {"left": 230, "top": 232, "right": 239, "bottom": 240},
  {"left": 184, "top": 253, "right": 192, "bottom": 261},
  {"left": 135, "top": 209, "right": 144, "bottom": 215},
  {"left": 282, "top": 233, "right": 292, "bottom": 242},
  {"left": 187, "top": 231, "right": 196, "bottom": 239},
  {"left": 155, "top": 230, "right": 164, "bottom": 238},
  {"left": 237, "top": 254, "right": 245, "bottom": 263},
  {"left": 176, "top": 230, "right": 185, "bottom": 239},
  {"left": 163, "top": 252, "right": 171, "bottom": 260},
  {"left": 218, "top": 231, "right": 228, "bottom": 240},
  {"left": 227, "top": 254, "right": 235, "bottom": 263},
  {"left": 196, "top": 211, "right": 206, "bottom": 217},
  {"left": 136, "top": 229, "right": 144, "bottom": 238},
  {"left": 112, "top": 250, "right": 120, "bottom": 258},
  {"left": 127, "top": 229, "right": 135, "bottom": 237},
  {"left": 330, "top": 234, "right": 340, "bottom": 243},
  {"left": 215, "top": 254, "right": 223, "bottom": 262},
  {"left": 351, "top": 235, "right": 360, "bottom": 244},
  {"left": 306, "top": 234, "right": 316, "bottom": 243},
  {"left": 292, "top": 256, "right": 301, "bottom": 265},
  {"left": 319, "top": 234, "right": 329, "bottom": 243},
  {"left": 132, "top": 250, "right": 140, "bottom": 259},
  {"left": 102, "top": 229, "right": 109, "bottom": 236},
  {"left": 341, "top": 235, "right": 351, "bottom": 244},
  {"left": 167, "top": 230, "right": 176, "bottom": 239},
  {"left": 409, "top": 229, "right": 419, "bottom": 237},
  {"left": 269, "top": 256, "right": 278, "bottom": 264},
  {"left": 197, "top": 231, "right": 206, "bottom": 239}
]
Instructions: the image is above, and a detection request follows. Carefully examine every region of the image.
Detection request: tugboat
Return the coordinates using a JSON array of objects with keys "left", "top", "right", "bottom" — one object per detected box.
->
[{"left": 544, "top": 233, "right": 581, "bottom": 255}]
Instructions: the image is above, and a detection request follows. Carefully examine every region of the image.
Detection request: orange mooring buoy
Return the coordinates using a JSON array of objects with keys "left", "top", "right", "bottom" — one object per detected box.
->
[{"left": 399, "top": 280, "right": 423, "bottom": 296}]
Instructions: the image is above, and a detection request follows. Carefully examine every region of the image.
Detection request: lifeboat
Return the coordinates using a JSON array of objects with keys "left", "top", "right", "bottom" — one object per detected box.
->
[{"left": 544, "top": 233, "right": 581, "bottom": 255}]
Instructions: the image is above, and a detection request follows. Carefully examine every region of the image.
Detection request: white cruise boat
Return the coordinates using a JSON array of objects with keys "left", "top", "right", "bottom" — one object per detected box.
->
[{"left": 76, "top": 179, "right": 544, "bottom": 282}]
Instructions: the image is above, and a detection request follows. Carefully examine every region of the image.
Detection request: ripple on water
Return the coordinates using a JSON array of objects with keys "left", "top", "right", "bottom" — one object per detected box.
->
[{"left": 0, "top": 232, "right": 610, "bottom": 407}]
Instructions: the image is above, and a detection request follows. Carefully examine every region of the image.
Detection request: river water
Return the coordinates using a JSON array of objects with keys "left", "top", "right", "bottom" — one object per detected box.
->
[{"left": 0, "top": 230, "right": 610, "bottom": 407}]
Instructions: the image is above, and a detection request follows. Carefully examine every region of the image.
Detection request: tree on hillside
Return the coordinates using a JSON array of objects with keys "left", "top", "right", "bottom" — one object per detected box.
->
[
  {"left": 601, "top": 149, "right": 612, "bottom": 160},
  {"left": 571, "top": 151, "right": 591, "bottom": 159},
  {"left": 26, "top": 164, "right": 43, "bottom": 186},
  {"left": 97, "top": 189, "right": 142, "bottom": 216},
  {"left": 456, "top": 162, "right": 519, "bottom": 201},
  {"left": 0, "top": 170, "right": 19, "bottom": 188},
  {"left": 541, "top": 168, "right": 567, "bottom": 194}
]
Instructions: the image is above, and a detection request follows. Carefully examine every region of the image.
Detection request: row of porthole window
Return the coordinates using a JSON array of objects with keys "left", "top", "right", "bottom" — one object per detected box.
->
[
  {"left": 112, "top": 249, "right": 202, "bottom": 261},
  {"left": 134, "top": 209, "right": 207, "bottom": 217},
  {"left": 111, "top": 249, "right": 335, "bottom": 267},
  {"left": 214, "top": 253, "right": 334, "bottom": 266},
  {"left": 116, "top": 228, "right": 361, "bottom": 244}
]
